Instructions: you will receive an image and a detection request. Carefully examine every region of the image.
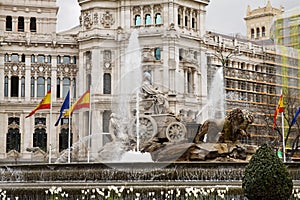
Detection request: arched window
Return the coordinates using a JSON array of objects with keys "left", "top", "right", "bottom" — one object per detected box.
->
[
  {"left": 56, "top": 78, "right": 61, "bottom": 98},
  {"left": 31, "top": 77, "right": 35, "bottom": 97},
  {"left": 185, "top": 16, "right": 189, "bottom": 28},
  {"left": 33, "top": 118, "right": 47, "bottom": 152},
  {"left": 59, "top": 118, "right": 72, "bottom": 152},
  {"left": 6, "top": 16, "right": 12, "bottom": 31},
  {"left": 47, "top": 77, "right": 51, "bottom": 91},
  {"left": 187, "top": 70, "right": 193, "bottom": 93},
  {"left": 72, "top": 79, "right": 76, "bottom": 98},
  {"left": 37, "top": 77, "right": 45, "bottom": 97},
  {"left": 21, "top": 76, "right": 25, "bottom": 97},
  {"left": 4, "top": 53, "right": 9, "bottom": 62},
  {"left": 31, "top": 54, "right": 35, "bottom": 63},
  {"left": 103, "top": 73, "right": 111, "bottom": 94},
  {"left": 192, "top": 18, "right": 196, "bottom": 29},
  {"left": 145, "top": 14, "right": 151, "bottom": 25},
  {"left": 102, "top": 110, "right": 111, "bottom": 133},
  {"left": 256, "top": 27, "right": 260, "bottom": 38},
  {"left": 57, "top": 55, "right": 61, "bottom": 64},
  {"left": 73, "top": 56, "right": 76, "bottom": 64},
  {"left": 154, "top": 48, "right": 161, "bottom": 60},
  {"left": 30, "top": 17, "right": 36, "bottom": 32},
  {"left": 21, "top": 54, "right": 25, "bottom": 62},
  {"left": 11, "top": 76, "right": 19, "bottom": 97},
  {"left": 135, "top": 15, "right": 141, "bottom": 26},
  {"left": 47, "top": 55, "right": 51, "bottom": 63},
  {"left": 179, "top": 48, "right": 183, "bottom": 61},
  {"left": 178, "top": 14, "right": 181, "bottom": 26},
  {"left": 4, "top": 76, "right": 8, "bottom": 97},
  {"left": 33, "top": 129, "right": 47, "bottom": 152},
  {"left": 262, "top": 26, "right": 266, "bottom": 37},
  {"left": 63, "top": 78, "right": 70, "bottom": 97},
  {"left": 155, "top": 13, "right": 162, "bottom": 25},
  {"left": 251, "top": 29, "right": 255, "bottom": 39},
  {"left": 87, "top": 74, "right": 91, "bottom": 88},
  {"left": 6, "top": 128, "right": 21, "bottom": 152},
  {"left": 7, "top": 117, "right": 20, "bottom": 153},
  {"left": 102, "top": 110, "right": 112, "bottom": 143},
  {"left": 18, "top": 16, "right": 24, "bottom": 32}
]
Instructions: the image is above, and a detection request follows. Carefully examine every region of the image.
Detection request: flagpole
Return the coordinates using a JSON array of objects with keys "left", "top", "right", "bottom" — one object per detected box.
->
[
  {"left": 279, "top": 89, "right": 286, "bottom": 163},
  {"left": 281, "top": 111, "right": 286, "bottom": 162},
  {"left": 68, "top": 87, "right": 71, "bottom": 163},
  {"left": 49, "top": 87, "right": 52, "bottom": 164},
  {"left": 87, "top": 86, "right": 92, "bottom": 163}
]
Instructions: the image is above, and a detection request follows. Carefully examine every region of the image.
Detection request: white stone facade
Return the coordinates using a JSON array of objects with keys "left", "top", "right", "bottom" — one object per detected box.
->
[{"left": 0, "top": 0, "right": 210, "bottom": 162}]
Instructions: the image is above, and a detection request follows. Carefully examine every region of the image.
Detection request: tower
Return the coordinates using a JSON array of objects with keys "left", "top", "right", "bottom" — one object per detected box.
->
[{"left": 244, "top": 0, "right": 283, "bottom": 40}]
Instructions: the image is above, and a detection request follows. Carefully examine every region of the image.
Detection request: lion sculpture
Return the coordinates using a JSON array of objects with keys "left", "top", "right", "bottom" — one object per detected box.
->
[{"left": 194, "top": 108, "right": 254, "bottom": 144}]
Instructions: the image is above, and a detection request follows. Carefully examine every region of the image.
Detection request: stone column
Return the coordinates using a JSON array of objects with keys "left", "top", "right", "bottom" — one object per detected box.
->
[
  {"left": 90, "top": 110, "right": 103, "bottom": 159},
  {"left": 91, "top": 49, "right": 102, "bottom": 94},
  {"left": 12, "top": 17, "right": 17, "bottom": 32},
  {"left": 18, "top": 75, "right": 22, "bottom": 99},
  {"left": 0, "top": 114, "right": 7, "bottom": 158},
  {"left": 0, "top": 52, "right": 4, "bottom": 100},
  {"left": 22, "top": 113, "right": 31, "bottom": 159},
  {"left": 25, "top": 54, "right": 31, "bottom": 101}
]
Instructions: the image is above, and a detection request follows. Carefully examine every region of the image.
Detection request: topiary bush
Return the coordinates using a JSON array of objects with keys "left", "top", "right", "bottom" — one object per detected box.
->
[{"left": 242, "top": 143, "right": 293, "bottom": 200}]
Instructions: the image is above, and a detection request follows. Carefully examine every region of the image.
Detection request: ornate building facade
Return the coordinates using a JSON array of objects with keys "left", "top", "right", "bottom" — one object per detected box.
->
[
  {"left": 0, "top": 0, "right": 298, "bottom": 163},
  {"left": 0, "top": 0, "right": 210, "bottom": 162}
]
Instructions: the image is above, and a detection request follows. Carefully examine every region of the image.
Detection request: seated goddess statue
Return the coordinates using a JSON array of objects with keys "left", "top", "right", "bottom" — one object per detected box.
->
[{"left": 141, "top": 72, "right": 170, "bottom": 114}]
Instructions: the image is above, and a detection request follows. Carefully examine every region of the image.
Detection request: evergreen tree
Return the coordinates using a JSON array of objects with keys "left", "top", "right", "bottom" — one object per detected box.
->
[{"left": 242, "top": 143, "right": 293, "bottom": 200}]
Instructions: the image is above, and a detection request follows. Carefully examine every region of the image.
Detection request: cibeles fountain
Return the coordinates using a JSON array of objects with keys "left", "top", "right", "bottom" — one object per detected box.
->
[
  {"left": 97, "top": 30, "right": 257, "bottom": 164},
  {"left": 0, "top": 30, "right": 274, "bottom": 199}
]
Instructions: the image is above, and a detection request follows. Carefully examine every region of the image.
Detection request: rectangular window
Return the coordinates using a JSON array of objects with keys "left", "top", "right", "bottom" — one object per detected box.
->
[
  {"left": 11, "top": 76, "right": 19, "bottom": 97},
  {"left": 37, "top": 55, "right": 45, "bottom": 63},
  {"left": 63, "top": 78, "right": 70, "bottom": 97},
  {"left": 37, "top": 77, "right": 45, "bottom": 97},
  {"left": 30, "top": 17, "right": 36, "bottom": 32},
  {"left": 6, "top": 16, "right": 12, "bottom": 31},
  {"left": 103, "top": 73, "right": 111, "bottom": 94},
  {"left": 18, "top": 16, "right": 24, "bottom": 32},
  {"left": 4, "top": 76, "right": 8, "bottom": 97},
  {"left": 11, "top": 54, "right": 19, "bottom": 62},
  {"left": 63, "top": 56, "right": 70, "bottom": 64},
  {"left": 57, "top": 78, "right": 60, "bottom": 98},
  {"left": 21, "top": 77, "right": 25, "bottom": 97},
  {"left": 31, "top": 77, "right": 35, "bottom": 97}
]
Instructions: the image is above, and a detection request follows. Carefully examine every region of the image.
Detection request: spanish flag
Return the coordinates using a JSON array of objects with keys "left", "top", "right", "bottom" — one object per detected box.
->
[
  {"left": 64, "top": 89, "right": 90, "bottom": 117},
  {"left": 26, "top": 89, "right": 51, "bottom": 118},
  {"left": 273, "top": 94, "right": 284, "bottom": 129}
]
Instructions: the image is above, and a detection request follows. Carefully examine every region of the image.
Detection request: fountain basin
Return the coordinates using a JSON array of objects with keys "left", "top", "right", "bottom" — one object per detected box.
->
[{"left": 0, "top": 162, "right": 299, "bottom": 199}]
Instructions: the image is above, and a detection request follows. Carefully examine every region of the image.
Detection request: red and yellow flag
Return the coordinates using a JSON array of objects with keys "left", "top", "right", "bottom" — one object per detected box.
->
[
  {"left": 273, "top": 94, "right": 284, "bottom": 129},
  {"left": 64, "top": 89, "right": 90, "bottom": 117},
  {"left": 26, "top": 90, "right": 51, "bottom": 118}
]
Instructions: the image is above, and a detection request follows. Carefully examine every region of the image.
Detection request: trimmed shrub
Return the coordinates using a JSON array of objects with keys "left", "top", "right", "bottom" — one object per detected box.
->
[{"left": 242, "top": 143, "right": 293, "bottom": 200}]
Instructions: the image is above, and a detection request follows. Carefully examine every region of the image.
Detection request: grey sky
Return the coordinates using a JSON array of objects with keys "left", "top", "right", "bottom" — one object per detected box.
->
[{"left": 56, "top": 0, "right": 300, "bottom": 35}]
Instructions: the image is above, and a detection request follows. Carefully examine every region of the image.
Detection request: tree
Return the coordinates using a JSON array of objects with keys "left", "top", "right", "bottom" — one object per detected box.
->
[
  {"left": 242, "top": 143, "right": 293, "bottom": 200},
  {"left": 262, "top": 90, "right": 300, "bottom": 158}
]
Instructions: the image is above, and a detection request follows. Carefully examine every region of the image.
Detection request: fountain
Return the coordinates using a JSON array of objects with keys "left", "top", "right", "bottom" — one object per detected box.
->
[
  {"left": 196, "top": 66, "right": 225, "bottom": 122},
  {"left": 99, "top": 30, "right": 154, "bottom": 162},
  {"left": 2, "top": 30, "right": 300, "bottom": 199}
]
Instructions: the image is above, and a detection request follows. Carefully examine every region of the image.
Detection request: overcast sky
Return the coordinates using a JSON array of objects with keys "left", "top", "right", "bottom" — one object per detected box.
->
[{"left": 56, "top": 0, "right": 300, "bottom": 36}]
